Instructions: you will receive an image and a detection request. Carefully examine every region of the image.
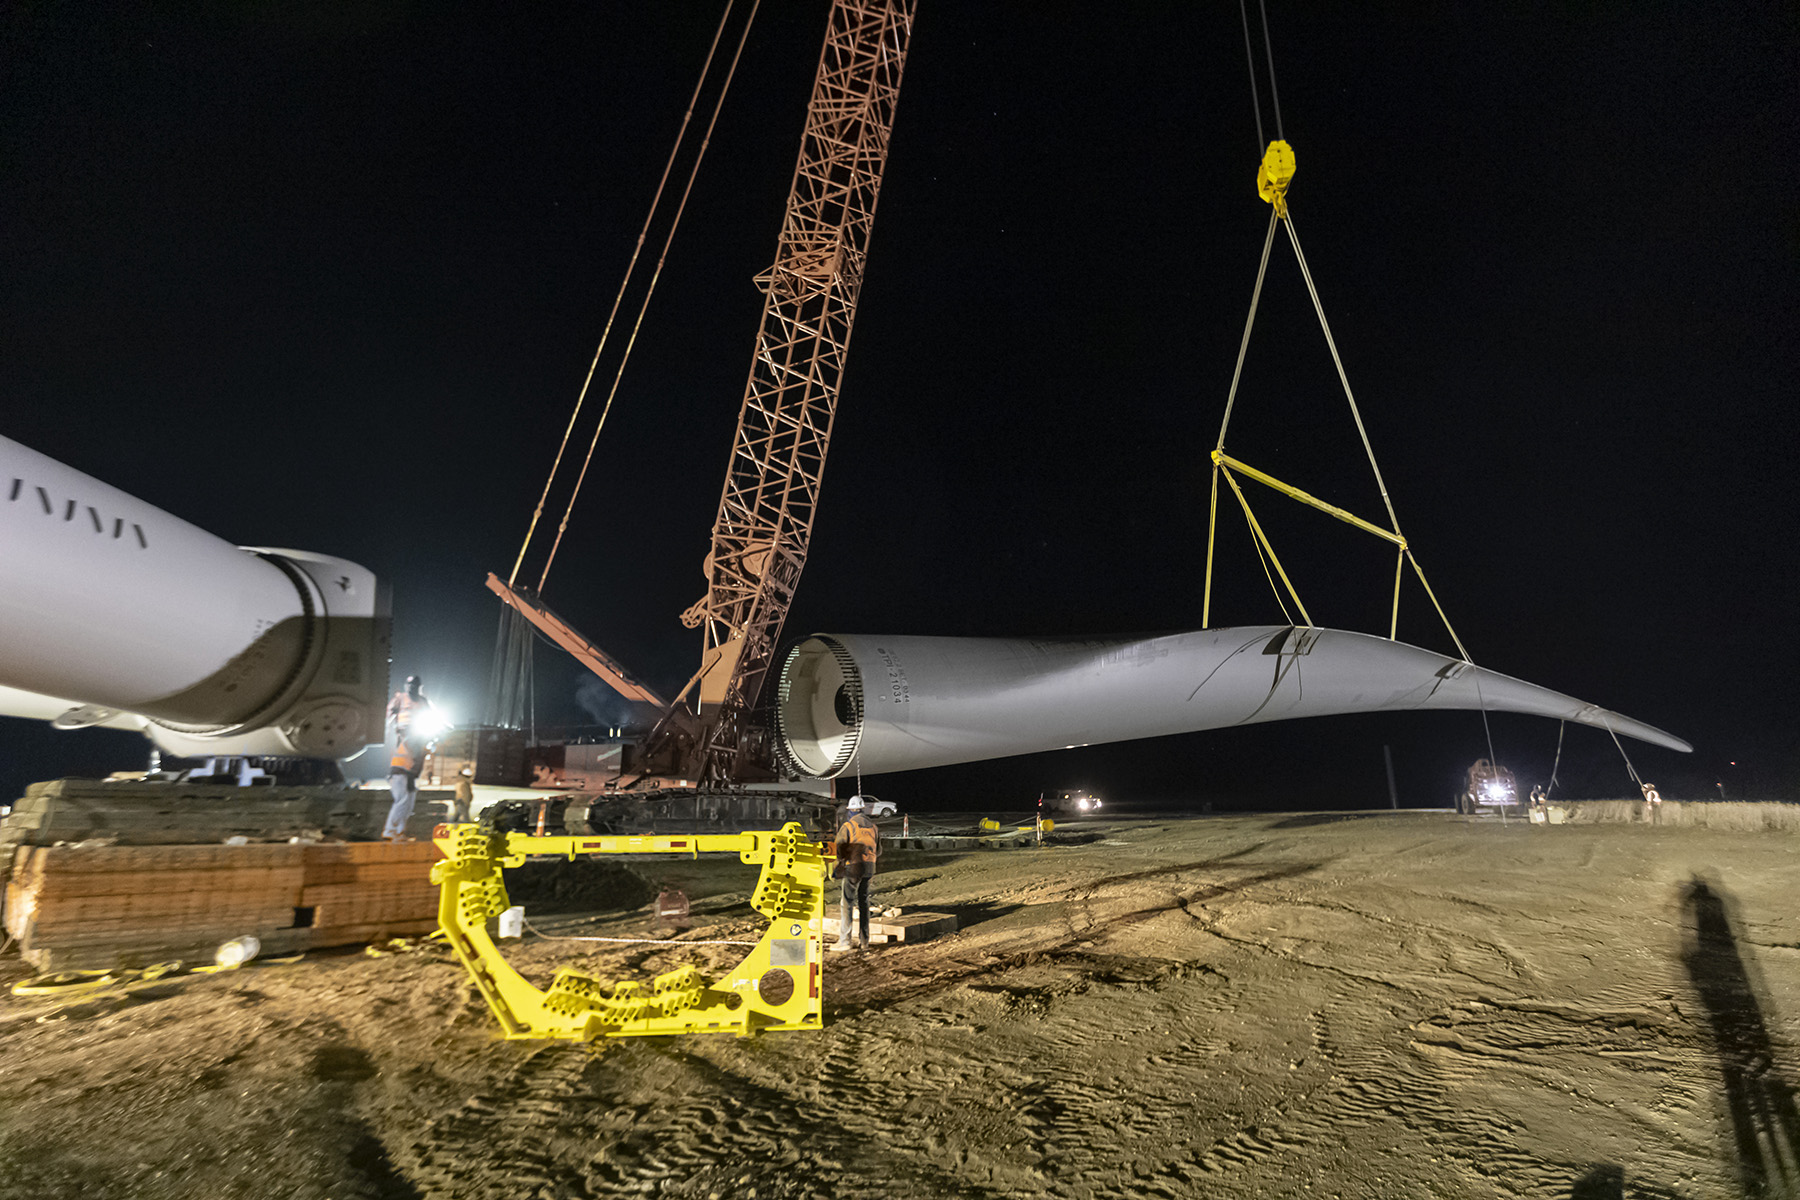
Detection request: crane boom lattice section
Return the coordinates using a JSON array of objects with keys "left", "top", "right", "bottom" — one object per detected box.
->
[{"left": 684, "top": 0, "right": 915, "bottom": 742}]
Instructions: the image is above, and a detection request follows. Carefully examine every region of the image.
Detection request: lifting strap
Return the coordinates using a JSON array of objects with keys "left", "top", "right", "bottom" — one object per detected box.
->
[{"left": 1547, "top": 719, "right": 1565, "bottom": 798}]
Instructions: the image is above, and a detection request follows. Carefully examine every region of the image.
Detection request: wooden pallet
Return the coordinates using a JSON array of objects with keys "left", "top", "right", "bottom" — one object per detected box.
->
[{"left": 823, "top": 909, "right": 958, "bottom": 945}]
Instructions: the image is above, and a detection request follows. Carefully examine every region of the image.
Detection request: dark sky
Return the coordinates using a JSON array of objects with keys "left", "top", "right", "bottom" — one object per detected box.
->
[{"left": 3, "top": 3, "right": 1796, "bottom": 810}]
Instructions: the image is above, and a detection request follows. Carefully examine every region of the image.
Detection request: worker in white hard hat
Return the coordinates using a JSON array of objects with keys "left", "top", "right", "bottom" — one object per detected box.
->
[{"left": 832, "top": 795, "right": 881, "bottom": 952}]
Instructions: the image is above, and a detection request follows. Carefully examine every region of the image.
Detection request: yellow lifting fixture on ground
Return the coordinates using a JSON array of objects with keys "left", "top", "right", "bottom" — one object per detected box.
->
[{"left": 432, "top": 821, "right": 825, "bottom": 1041}]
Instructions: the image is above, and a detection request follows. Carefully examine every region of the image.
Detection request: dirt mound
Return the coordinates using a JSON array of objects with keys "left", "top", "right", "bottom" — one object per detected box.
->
[{"left": 500, "top": 859, "right": 656, "bottom": 913}]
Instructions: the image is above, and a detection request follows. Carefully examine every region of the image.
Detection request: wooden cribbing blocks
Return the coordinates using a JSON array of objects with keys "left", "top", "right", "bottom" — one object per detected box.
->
[{"left": 3, "top": 839, "right": 445, "bottom": 970}]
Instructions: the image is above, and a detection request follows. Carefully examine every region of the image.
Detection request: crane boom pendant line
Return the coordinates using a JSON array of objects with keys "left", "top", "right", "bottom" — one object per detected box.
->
[
  {"left": 538, "top": 1, "right": 764, "bottom": 592},
  {"left": 509, "top": 0, "right": 741, "bottom": 589}
]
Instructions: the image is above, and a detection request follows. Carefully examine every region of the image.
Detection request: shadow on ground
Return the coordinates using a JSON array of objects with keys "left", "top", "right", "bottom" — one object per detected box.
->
[
  {"left": 1265, "top": 812, "right": 1404, "bottom": 829},
  {"left": 928, "top": 900, "right": 1025, "bottom": 930},
  {"left": 1681, "top": 875, "right": 1800, "bottom": 1197}
]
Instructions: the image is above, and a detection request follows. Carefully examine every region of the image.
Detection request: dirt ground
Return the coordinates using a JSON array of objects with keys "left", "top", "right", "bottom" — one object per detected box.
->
[{"left": 1, "top": 810, "right": 1795, "bottom": 1200}]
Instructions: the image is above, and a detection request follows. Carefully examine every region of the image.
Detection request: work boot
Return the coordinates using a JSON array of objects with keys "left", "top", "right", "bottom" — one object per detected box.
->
[{"left": 828, "top": 940, "right": 854, "bottom": 954}]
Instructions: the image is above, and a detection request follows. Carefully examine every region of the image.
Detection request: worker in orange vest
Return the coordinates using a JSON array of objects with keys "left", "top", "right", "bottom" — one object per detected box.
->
[
  {"left": 383, "top": 675, "right": 431, "bottom": 840},
  {"left": 831, "top": 796, "right": 881, "bottom": 952}
]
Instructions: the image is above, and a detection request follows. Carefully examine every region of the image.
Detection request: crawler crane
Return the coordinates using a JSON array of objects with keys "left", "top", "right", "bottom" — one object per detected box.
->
[{"left": 483, "top": 0, "right": 917, "bottom": 835}]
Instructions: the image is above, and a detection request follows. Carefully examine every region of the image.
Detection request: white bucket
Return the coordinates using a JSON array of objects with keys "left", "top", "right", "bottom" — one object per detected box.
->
[{"left": 497, "top": 906, "right": 524, "bottom": 939}]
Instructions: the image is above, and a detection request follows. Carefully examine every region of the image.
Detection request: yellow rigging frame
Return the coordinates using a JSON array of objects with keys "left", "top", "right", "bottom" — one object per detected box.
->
[{"left": 1203, "top": 140, "right": 1471, "bottom": 664}]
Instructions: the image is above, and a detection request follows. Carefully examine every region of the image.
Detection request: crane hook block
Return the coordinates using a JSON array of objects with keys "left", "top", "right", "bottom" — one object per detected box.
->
[{"left": 1257, "top": 140, "right": 1295, "bottom": 208}]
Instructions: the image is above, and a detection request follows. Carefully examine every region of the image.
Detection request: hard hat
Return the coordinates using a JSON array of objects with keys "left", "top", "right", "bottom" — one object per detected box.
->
[
  {"left": 406, "top": 674, "right": 421, "bottom": 686},
  {"left": 846, "top": 796, "right": 865, "bottom": 811}
]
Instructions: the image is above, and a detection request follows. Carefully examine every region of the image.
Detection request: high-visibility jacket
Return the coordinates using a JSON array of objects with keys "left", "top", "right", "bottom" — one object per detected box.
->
[
  {"left": 390, "top": 737, "right": 418, "bottom": 774},
  {"left": 835, "top": 813, "right": 880, "bottom": 875}
]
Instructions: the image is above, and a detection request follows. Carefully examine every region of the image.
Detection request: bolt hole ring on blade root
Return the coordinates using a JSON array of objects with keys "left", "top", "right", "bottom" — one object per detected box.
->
[{"left": 776, "top": 635, "right": 864, "bottom": 777}]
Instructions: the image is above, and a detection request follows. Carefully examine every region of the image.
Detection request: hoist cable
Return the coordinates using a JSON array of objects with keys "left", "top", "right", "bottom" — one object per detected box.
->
[
  {"left": 508, "top": 0, "right": 739, "bottom": 589},
  {"left": 539, "top": 0, "right": 763, "bottom": 591},
  {"left": 1237, "top": 0, "right": 1266, "bottom": 151},
  {"left": 1257, "top": 0, "right": 1284, "bottom": 141}
]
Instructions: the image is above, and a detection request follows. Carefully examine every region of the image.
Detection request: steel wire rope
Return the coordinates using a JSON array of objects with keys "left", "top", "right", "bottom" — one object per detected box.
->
[
  {"left": 1214, "top": 210, "right": 1279, "bottom": 453},
  {"left": 1237, "top": 0, "right": 1266, "bottom": 151},
  {"left": 1211, "top": 0, "right": 1284, "bottom": 630},
  {"left": 1258, "top": 0, "right": 1285, "bottom": 141},
  {"left": 540, "top": 0, "right": 764, "bottom": 590},
  {"left": 508, "top": 0, "right": 740, "bottom": 589},
  {"left": 1286, "top": 211, "right": 1502, "bottom": 771},
  {"left": 1280, "top": 214, "right": 1405, "bottom": 549}
]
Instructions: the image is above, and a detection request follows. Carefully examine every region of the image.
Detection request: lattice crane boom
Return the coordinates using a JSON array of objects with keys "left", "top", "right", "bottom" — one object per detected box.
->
[{"left": 678, "top": 0, "right": 915, "bottom": 776}]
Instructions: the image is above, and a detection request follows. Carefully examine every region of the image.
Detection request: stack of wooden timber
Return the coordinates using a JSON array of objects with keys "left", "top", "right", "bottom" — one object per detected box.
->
[
  {"left": 297, "top": 841, "right": 441, "bottom": 931},
  {"left": 0, "top": 777, "right": 454, "bottom": 848},
  {"left": 3, "top": 840, "right": 443, "bottom": 971}
]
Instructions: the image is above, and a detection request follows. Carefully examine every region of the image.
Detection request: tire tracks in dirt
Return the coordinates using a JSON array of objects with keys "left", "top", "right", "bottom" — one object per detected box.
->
[{"left": 399, "top": 1042, "right": 604, "bottom": 1199}]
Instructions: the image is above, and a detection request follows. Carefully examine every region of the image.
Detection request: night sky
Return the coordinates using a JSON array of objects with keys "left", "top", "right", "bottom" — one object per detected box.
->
[{"left": 3, "top": 3, "right": 1795, "bottom": 811}]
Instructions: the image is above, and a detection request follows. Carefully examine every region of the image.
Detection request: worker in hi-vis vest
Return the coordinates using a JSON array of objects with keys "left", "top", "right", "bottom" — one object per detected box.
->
[
  {"left": 384, "top": 674, "right": 432, "bottom": 840},
  {"left": 832, "top": 796, "right": 881, "bottom": 951}
]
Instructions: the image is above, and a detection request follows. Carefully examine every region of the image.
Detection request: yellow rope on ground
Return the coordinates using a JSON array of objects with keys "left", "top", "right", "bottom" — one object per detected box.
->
[{"left": 10, "top": 954, "right": 305, "bottom": 997}]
